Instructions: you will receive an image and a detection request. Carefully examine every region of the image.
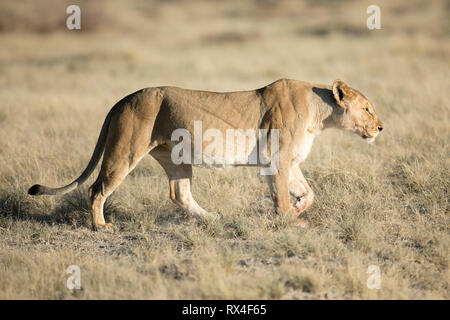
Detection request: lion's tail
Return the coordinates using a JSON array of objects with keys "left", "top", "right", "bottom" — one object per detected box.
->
[{"left": 28, "top": 108, "right": 114, "bottom": 196}]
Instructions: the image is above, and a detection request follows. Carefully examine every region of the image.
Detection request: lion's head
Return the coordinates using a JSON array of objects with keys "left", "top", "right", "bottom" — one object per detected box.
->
[{"left": 332, "top": 79, "right": 383, "bottom": 143}]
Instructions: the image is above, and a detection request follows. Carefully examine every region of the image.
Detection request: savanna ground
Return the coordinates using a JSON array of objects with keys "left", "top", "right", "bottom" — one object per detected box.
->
[{"left": 0, "top": 0, "right": 448, "bottom": 299}]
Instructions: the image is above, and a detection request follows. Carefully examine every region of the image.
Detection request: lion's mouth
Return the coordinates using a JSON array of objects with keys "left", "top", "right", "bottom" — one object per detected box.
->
[
  {"left": 354, "top": 125, "right": 378, "bottom": 144},
  {"left": 362, "top": 132, "right": 378, "bottom": 144}
]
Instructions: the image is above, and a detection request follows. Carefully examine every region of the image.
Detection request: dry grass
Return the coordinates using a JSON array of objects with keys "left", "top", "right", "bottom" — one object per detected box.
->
[{"left": 0, "top": 0, "right": 448, "bottom": 299}]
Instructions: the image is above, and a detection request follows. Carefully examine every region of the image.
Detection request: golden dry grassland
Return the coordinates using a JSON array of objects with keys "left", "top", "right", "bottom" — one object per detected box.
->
[{"left": 0, "top": 0, "right": 448, "bottom": 299}]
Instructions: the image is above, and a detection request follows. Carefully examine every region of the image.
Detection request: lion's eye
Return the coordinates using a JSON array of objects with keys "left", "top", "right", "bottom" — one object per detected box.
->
[{"left": 365, "top": 107, "right": 371, "bottom": 114}]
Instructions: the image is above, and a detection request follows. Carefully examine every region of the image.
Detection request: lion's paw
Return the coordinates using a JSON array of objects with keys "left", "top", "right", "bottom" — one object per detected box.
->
[
  {"left": 93, "top": 223, "right": 114, "bottom": 233},
  {"left": 293, "top": 198, "right": 309, "bottom": 213}
]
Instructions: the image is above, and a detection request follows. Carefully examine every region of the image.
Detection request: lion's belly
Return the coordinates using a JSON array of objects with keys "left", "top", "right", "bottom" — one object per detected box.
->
[
  {"left": 166, "top": 139, "right": 260, "bottom": 170},
  {"left": 193, "top": 148, "right": 258, "bottom": 170}
]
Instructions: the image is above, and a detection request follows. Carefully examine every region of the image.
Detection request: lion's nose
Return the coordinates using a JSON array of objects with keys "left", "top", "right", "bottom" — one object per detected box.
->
[{"left": 378, "top": 126, "right": 383, "bottom": 132}]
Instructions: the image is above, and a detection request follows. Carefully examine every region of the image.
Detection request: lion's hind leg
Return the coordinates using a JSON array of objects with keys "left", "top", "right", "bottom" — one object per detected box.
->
[
  {"left": 89, "top": 152, "right": 149, "bottom": 231},
  {"left": 89, "top": 171, "right": 124, "bottom": 232},
  {"left": 88, "top": 113, "right": 152, "bottom": 231},
  {"left": 150, "top": 147, "right": 221, "bottom": 221}
]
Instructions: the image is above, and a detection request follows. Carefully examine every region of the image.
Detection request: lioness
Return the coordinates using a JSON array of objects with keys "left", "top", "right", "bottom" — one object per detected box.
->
[{"left": 29, "top": 79, "right": 383, "bottom": 230}]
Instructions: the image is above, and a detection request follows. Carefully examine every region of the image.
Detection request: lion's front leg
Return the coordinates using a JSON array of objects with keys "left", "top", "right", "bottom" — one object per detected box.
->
[
  {"left": 266, "top": 165, "right": 309, "bottom": 228},
  {"left": 265, "top": 163, "right": 306, "bottom": 214},
  {"left": 289, "top": 165, "right": 314, "bottom": 214},
  {"left": 266, "top": 167, "right": 291, "bottom": 215}
]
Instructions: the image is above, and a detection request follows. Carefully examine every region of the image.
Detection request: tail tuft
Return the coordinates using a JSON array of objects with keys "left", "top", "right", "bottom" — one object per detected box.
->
[
  {"left": 27, "top": 104, "right": 113, "bottom": 197},
  {"left": 28, "top": 184, "right": 44, "bottom": 196}
]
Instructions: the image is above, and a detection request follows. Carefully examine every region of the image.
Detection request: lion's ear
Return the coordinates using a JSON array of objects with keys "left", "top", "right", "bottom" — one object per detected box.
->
[{"left": 332, "top": 79, "right": 351, "bottom": 108}]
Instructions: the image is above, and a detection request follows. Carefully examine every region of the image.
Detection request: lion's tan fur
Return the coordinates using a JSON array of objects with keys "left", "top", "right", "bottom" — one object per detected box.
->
[{"left": 29, "top": 79, "right": 383, "bottom": 230}]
